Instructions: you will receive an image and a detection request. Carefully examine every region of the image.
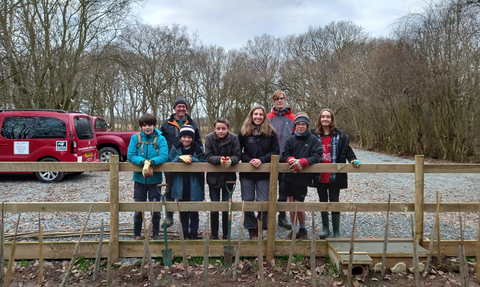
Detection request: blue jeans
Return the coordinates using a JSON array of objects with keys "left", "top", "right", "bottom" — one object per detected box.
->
[{"left": 133, "top": 182, "right": 161, "bottom": 224}]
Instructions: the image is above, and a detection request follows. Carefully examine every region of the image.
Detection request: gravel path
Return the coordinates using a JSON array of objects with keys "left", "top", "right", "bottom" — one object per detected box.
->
[{"left": 1, "top": 148, "right": 479, "bottom": 241}]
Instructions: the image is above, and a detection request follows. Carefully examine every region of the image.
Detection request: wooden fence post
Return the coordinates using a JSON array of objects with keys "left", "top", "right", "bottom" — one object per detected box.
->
[
  {"left": 414, "top": 155, "right": 424, "bottom": 246},
  {"left": 266, "top": 155, "right": 279, "bottom": 261},
  {"left": 109, "top": 155, "right": 120, "bottom": 262}
]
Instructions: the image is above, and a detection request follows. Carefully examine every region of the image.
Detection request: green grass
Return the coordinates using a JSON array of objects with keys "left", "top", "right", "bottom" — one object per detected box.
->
[
  {"left": 293, "top": 254, "right": 305, "bottom": 263},
  {"left": 75, "top": 257, "right": 92, "bottom": 272},
  {"left": 20, "top": 259, "right": 33, "bottom": 267}
]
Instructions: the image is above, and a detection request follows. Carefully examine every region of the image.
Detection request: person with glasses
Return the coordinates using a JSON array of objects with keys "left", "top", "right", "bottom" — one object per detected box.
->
[
  {"left": 312, "top": 109, "right": 360, "bottom": 238},
  {"left": 267, "top": 90, "right": 296, "bottom": 230},
  {"left": 280, "top": 112, "right": 322, "bottom": 240}
]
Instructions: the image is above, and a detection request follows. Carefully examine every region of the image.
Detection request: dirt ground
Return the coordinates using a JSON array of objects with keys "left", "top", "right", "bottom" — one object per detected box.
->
[{"left": 4, "top": 255, "right": 479, "bottom": 287}]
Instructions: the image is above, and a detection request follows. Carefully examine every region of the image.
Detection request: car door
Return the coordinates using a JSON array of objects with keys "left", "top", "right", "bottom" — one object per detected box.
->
[{"left": 0, "top": 115, "right": 37, "bottom": 161}]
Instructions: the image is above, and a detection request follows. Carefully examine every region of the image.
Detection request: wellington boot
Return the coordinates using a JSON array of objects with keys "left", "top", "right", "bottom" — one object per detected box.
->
[
  {"left": 332, "top": 213, "right": 341, "bottom": 238},
  {"left": 134, "top": 221, "right": 142, "bottom": 239},
  {"left": 166, "top": 212, "right": 174, "bottom": 227},
  {"left": 319, "top": 212, "right": 330, "bottom": 239}
]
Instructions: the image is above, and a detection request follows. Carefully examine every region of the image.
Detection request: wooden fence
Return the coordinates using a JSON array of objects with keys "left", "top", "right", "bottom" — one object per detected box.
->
[{"left": 1, "top": 155, "right": 480, "bottom": 264}]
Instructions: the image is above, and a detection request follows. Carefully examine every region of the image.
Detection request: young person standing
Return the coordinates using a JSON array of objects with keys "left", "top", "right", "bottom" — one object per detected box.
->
[
  {"left": 168, "top": 125, "right": 206, "bottom": 239},
  {"left": 312, "top": 109, "right": 360, "bottom": 238},
  {"left": 127, "top": 113, "right": 169, "bottom": 240},
  {"left": 267, "top": 90, "right": 295, "bottom": 230},
  {"left": 280, "top": 112, "right": 322, "bottom": 240},
  {"left": 205, "top": 117, "right": 242, "bottom": 239}
]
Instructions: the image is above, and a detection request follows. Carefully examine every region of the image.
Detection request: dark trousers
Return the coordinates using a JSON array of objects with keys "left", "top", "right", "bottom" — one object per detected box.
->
[
  {"left": 278, "top": 175, "right": 287, "bottom": 202},
  {"left": 164, "top": 172, "right": 174, "bottom": 201},
  {"left": 317, "top": 183, "right": 340, "bottom": 216},
  {"left": 133, "top": 182, "right": 161, "bottom": 225},
  {"left": 180, "top": 211, "right": 199, "bottom": 234},
  {"left": 209, "top": 185, "right": 232, "bottom": 238}
]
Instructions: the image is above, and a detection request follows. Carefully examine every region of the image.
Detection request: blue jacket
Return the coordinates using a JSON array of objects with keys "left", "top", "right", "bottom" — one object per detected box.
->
[
  {"left": 168, "top": 142, "right": 206, "bottom": 201},
  {"left": 127, "top": 128, "right": 168, "bottom": 184}
]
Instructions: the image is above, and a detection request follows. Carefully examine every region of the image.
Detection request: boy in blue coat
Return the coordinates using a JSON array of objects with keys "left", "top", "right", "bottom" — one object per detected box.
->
[
  {"left": 168, "top": 125, "right": 206, "bottom": 239},
  {"left": 127, "top": 113, "right": 169, "bottom": 240}
]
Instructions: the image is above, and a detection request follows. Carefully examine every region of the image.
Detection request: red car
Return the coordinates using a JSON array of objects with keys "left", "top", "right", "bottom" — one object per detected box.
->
[
  {"left": 91, "top": 116, "right": 137, "bottom": 162},
  {"left": 0, "top": 109, "right": 99, "bottom": 182}
]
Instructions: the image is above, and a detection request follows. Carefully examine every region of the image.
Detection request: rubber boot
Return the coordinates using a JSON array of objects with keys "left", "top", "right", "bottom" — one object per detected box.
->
[
  {"left": 152, "top": 221, "right": 160, "bottom": 240},
  {"left": 211, "top": 211, "right": 219, "bottom": 239},
  {"left": 278, "top": 212, "right": 292, "bottom": 229},
  {"left": 222, "top": 211, "right": 229, "bottom": 239},
  {"left": 319, "top": 212, "right": 330, "bottom": 239},
  {"left": 332, "top": 213, "right": 341, "bottom": 238},
  {"left": 134, "top": 220, "right": 142, "bottom": 239}
]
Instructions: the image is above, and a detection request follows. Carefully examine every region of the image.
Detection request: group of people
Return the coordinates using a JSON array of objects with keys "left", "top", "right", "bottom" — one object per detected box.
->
[{"left": 126, "top": 91, "right": 361, "bottom": 241}]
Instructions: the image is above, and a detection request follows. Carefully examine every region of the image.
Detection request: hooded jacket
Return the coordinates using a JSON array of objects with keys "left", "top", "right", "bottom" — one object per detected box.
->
[
  {"left": 267, "top": 107, "right": 295, "bottom": 153},
  {"left": 168, "top": 142, "right": 206, "bottom": 201},
  {"left": 127, "top": 128, "right": 168, "bottom": 184},
  {"left": 280, "top": 129, "right": 323, "bottom": 186}
]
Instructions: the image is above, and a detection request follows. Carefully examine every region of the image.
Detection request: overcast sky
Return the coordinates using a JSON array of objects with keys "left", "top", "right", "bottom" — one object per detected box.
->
[{"left": 138, "top": 0, "right": 434, "bottom": 50}]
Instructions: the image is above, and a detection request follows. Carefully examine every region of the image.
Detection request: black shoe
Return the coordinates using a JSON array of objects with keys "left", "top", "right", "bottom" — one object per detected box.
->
[
  {"left": 210, "top": 234, "right": 219, "bottom": 240},
  {"left": 278, "top": 213, "right": 291, "bottom": 229},
  {"left": 166, "top": 212, "right": 174, "bottom": 227},
  {"left": 189, "top": 231, "right": 199, "bottom": 240}
]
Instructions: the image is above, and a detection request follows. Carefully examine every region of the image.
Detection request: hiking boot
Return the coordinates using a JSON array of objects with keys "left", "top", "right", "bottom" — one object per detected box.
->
[
  {"left": 297, "top": 228, "right": 308, "bottom": 240},
  {"left": 284, "top": 230, "right": 296, "bottom": 240},
  {"left": 249, "top": 229, "right": 258, "bottom": 240},
  {"left": 278, "top": 213, "right": 291, "bottom": 229}
]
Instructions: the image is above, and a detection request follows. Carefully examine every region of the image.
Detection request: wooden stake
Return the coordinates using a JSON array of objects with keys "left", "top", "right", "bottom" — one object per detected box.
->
[
  {"left": 0, "top": 202, "right": 5, "bottom": 282},
  {"left": 142, "top": 200, "right": 156, "bottom": 283},
  {"left": 310, "top": 211, "right": 316, "bottom": 287},
  {"left": 60, "top": 205, "right": 93, "bottom": 287},
  {"left": 477, "top": 201, "right": 480, "bottom": 283},
  {"left": 414, "top": 155, "right": 425, "bottom": 246},
  {"left": 425, "top": 193, "right": 441, "bottom": 275},
  {"left": 436, "top": 195, "right": 441, "bottom": 262},
  {"left": 258, "top": 202, "right": 265, "bottom": 287},
  {"left": 176, "top": 200, "right": 189, "bottom": 279},
  {"left": 347, "top": 206, "right": 357, "bottom": 285},
  {"left": 286, "top": 204, "right": 298, "bottom": 281},
  {"left": 93, "top": 219, "right": 104, "bottom": 281},
  {"left": 381, "top": 194, "right": 391, "bottom": 278},
  {"left": 204, "top": 212, "right": 210, "bottom": 287},
  {"left": 233, "top": 201, "right": 245, "bottom": 280},
  {"left": 410, "top": 215, "right": 420, "bottom": 287},
  {"left": 38, "top": 224, "right": 44, "bottom": 285},
  {"left": 4, "top": 213, "right": 20, "bottom": 287},
  {"left": 458, "top": 214, "right": 469, "bottom": 287}
]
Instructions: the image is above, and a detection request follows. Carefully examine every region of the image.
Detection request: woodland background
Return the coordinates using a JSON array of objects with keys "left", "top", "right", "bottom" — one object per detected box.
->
[{"left": 1, "top": 0, "right": 479, "bottom": 162}]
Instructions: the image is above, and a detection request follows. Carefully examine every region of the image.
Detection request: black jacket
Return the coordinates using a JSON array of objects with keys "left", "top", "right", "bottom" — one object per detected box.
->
[
  {"left": 280, "top": 129, "right": 323, "bottom": 186},
  {"left": 205, "top": 132, "right": 241, "bottom": 188},
  {"left": 160, "top": 113, "right": 202, "bottom": 151},
  {"left": 238, "top": 132, "right": 280, "bottom": 180},
  {"left": 311, "top": 128, "right": 357, "bottom": 189}
]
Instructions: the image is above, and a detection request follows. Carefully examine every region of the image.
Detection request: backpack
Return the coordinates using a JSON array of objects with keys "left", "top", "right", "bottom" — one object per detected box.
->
[{"left": 136, "top": 132, "right": 159, "bottom": 155}]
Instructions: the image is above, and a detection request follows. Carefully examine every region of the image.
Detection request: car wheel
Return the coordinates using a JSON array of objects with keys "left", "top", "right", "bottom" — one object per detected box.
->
[
  {"left": 35, "top": 158, "right": 66, "bottom": 183},
  {"left": 99, "top": 147, "right": 119, "bottom": 162}
]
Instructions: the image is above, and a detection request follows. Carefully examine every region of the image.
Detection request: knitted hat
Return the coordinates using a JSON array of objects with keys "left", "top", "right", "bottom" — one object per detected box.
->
[
  {"left": 294, "top": 112, "right": 309, "bottom": 127},
  {"left": 174, "top": 96, "right": 188, "bottom": 108},
  {"left": 179, "top": 125, "right": 195, "bottom": 138}
]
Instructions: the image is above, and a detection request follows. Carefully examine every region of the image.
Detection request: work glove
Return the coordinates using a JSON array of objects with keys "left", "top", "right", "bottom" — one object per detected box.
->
[
  {"left": 351, "top": 160, "right": 361, "bottom": 168},
  {"left": 287, "top": 157, "right": 296, "bottom": 167},
  {"left": 221, "top": 156, "right": 232, "bottom": 168},
  {"left": 142, "top": 160, "right": 153, "bottom": 177},
  {"left": 291, "top": 158, "right": 309, "bottom": 173},
  {"left": 179, "top": 154, "right": 192, "bottom": 164}
]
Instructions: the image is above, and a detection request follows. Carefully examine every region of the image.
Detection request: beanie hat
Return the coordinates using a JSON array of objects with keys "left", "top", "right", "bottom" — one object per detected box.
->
[
  {"left": 174, "top": 96, "right": 188, "bottom": 108},
  {"left": 294, "top": 112, "right": 309, "bottom": 127},
  {"left": 179, "top": 125, "right": 195, "bottom": 138}
]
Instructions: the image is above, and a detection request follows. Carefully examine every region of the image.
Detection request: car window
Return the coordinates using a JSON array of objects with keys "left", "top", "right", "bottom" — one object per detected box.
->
[
  {"left": 1, "top": 116, "right": 36, "bottom": 139},
  {"left": 36, "top": 117, "right": 67, "bottom": 138},
  {"left": 95, "top": 118, "right": 108, "bottom": 129},
  {"left": 74, "top": 116, "right": 95, "bottom": 140}
]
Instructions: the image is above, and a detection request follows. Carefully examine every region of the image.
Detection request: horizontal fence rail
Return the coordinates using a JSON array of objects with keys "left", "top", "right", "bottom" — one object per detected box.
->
[{"left": 1, "top": 155, "right": 479, "bottom": 264}]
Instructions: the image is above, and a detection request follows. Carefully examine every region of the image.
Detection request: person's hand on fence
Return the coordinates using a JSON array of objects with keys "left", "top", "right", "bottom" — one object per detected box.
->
[
  {"left": 351, "top": 160, "right": 361, "bottom": 168},
  {"left": 221, "top": 156, "right": 232, "bottom": 168},
  {"left": 287, "top": 157, "right": 296, "bottom": 167},
  {"left": 291, "top": 158, "right": 309, "bottom": 173},
  {"left": 249, "top": 158, "right": 262, "bottom": 169},
  {"left": 179, "top": 155, "right": 192, "bottom": 164},
  {"left": 142, "top": 160, "right": 153, "bottom": 177}
]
